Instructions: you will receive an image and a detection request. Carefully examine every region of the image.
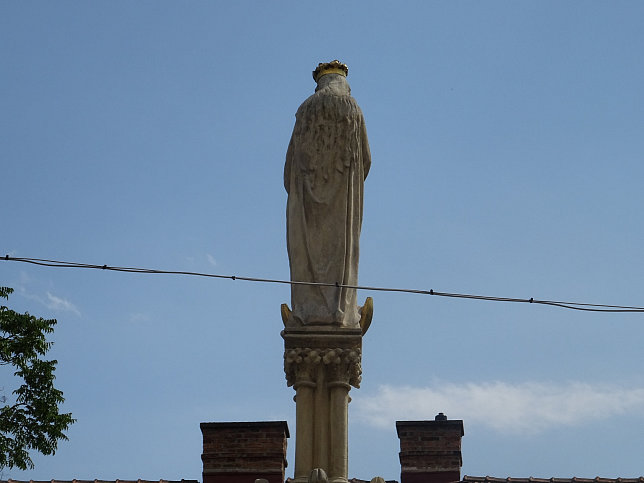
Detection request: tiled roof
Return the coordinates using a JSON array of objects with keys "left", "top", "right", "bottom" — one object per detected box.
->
[
  {"left": 287, "top": 479, "right": 397, "bottom": 483},
  {"left": 2, "top": 480, "right": 198, "bottom": 483},
  {"left": 463, "top": 477, "right": 644, "bottom": 483}
]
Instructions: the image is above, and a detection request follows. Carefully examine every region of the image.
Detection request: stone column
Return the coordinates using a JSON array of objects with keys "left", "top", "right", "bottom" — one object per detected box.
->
[
  {"left": 327, "top": 374, "right": 350, "bottom": 481},
  {"left": 292, "top": 354, "right": 316, "bottom": 480},
  {"left": 283, "top": 327, "right": 362, "bottom": 483}
]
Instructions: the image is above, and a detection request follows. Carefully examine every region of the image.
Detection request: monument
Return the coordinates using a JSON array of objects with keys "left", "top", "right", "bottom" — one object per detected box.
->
[
  {"left": 282, "top": 60, "right": 372, "bottom": 483},
  {"left": 283, "top": 59, "right": 371, "bottom": 329}
]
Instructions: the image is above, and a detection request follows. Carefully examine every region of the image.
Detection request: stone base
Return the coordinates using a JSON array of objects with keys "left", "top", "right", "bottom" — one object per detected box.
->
[
  {"left": 282, "top": 326, "right": 363, "bottom": 482},
  {"left": 282, "top": 325, "right": 363, "bottom": 346}
]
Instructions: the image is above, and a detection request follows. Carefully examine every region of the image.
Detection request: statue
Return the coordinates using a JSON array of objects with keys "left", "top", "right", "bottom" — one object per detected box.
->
[{"left": 284, "top": 60, "right": 371, "bottom": 328}]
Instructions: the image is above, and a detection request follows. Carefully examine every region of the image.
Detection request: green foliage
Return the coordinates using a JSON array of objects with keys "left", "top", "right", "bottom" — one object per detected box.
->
[{"left": 0, "top": 286, "right": 75, "bottom": 470}]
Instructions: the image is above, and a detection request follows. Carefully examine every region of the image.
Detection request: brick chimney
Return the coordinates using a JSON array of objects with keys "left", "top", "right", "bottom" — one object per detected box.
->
[
  {"left": 396, "top": 413, "right": 464, "bottom": 483},
  {"left": 201, "top": 421, "right": 289, "bottom": 483}
]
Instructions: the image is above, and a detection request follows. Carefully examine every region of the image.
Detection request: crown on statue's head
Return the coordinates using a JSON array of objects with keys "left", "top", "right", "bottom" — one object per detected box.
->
[{"left": 313, "top": 60, "right": 348, "bottom": 82}]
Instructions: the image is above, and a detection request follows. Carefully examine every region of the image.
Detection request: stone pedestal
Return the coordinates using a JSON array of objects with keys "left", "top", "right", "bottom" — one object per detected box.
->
[{"left": 283, "top": 326, "right": 362, "bottom": 483}]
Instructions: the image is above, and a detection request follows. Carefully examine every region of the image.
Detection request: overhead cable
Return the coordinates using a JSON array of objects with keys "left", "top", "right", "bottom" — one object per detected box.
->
[{"left": 3, "top": 255, "right": 644, "bottom": 313}]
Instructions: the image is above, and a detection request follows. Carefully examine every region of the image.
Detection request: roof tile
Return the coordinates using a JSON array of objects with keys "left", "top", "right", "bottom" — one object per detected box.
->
[{"left": 463, "top": 477, "right": 644, "bottom": 483}]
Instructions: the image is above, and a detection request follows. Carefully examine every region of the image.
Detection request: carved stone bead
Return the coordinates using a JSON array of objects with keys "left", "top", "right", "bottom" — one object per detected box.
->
[{"left": 308, "top": 468, "right": 329, "bottom": 483}]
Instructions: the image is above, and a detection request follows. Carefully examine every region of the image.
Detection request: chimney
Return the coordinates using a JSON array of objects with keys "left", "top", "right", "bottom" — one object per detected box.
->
[
  {"left": 201, "top": 421, "right": 289, "bottom": 483},
  {"left": 396, "top": 413, "right": 464, "bottom": 483}
]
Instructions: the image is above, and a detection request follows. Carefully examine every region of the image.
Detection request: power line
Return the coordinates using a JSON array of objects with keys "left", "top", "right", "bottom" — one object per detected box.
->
[{"left": 3, "top": 255, "right": 644, "bottom": 313}]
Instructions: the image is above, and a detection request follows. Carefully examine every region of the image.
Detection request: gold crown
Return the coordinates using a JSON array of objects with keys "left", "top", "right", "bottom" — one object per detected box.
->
[{"left": 313, "top": 60, "right": 348, "bottom": 82}]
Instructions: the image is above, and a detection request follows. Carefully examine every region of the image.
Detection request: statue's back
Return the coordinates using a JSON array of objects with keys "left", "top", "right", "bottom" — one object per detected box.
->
[{"left": 284, "top": 62, "right": 370, "bottom": 328}]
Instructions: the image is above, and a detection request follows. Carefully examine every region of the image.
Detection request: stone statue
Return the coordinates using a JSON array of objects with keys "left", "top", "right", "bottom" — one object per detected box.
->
[{"left": 284, "top": 60, "right": 371, "bottom": 329}]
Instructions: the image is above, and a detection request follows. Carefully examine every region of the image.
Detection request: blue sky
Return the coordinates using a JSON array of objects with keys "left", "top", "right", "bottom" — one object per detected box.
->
[{"left": 2, "top": 1, "right": 644, "bottom": 480}]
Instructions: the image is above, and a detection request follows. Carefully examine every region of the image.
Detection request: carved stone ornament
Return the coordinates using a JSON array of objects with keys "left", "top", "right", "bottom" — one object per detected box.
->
[
  {"left": 308, "top": 468, "right": 329, "bottom": 483},
  {"left": 284, "top": 347, "right": 362, "bottom": 388},
  {"left": 312, "top": 59, "right": 348, "bottom": 82}
]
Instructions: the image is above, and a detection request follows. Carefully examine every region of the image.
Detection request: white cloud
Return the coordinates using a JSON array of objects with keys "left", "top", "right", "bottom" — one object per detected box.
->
[
  {"left": 353, "top": 381, "right": 644, "bottom": 434},
  {"left": 129, "top": 312, "right": 150, "bottom": 323},
  {"left": 17, "top": 285, "right": 44, "bottom": 305},
  {"left": 206, "top": 253, "right": 217, "bottom": 267},
  {"left": 46, "top": 292, "right": 81, "bottom": 316},
  {"left": 18, "top": 270, "right": 31, "bottom": 285}
]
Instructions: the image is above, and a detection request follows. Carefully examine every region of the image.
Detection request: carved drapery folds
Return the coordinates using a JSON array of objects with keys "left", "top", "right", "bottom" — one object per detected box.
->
[{"left": 284, "top": 60, "right": 371, "bottom": 329}]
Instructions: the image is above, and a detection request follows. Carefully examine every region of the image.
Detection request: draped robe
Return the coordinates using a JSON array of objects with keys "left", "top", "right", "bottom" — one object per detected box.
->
[{"left": 284, "top": 74, "right": 371, "bottom": 328}]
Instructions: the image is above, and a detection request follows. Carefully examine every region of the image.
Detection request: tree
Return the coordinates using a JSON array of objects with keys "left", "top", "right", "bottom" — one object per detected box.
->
[{"left": 0, "top": 286, "right": 74, "bottom": 470}]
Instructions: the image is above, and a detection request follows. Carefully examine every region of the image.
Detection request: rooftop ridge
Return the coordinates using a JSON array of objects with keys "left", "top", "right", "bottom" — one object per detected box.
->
[{"left": 1, "top": 480, "right": 199, "bottom": 483}]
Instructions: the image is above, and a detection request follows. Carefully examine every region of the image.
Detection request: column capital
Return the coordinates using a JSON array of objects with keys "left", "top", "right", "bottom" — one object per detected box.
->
[
  {"left": 284, "top": 347, "right": 362, "bottom": 388},
  {"left": 282, "top": 327, "right": 363, "bottom": 388}
]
